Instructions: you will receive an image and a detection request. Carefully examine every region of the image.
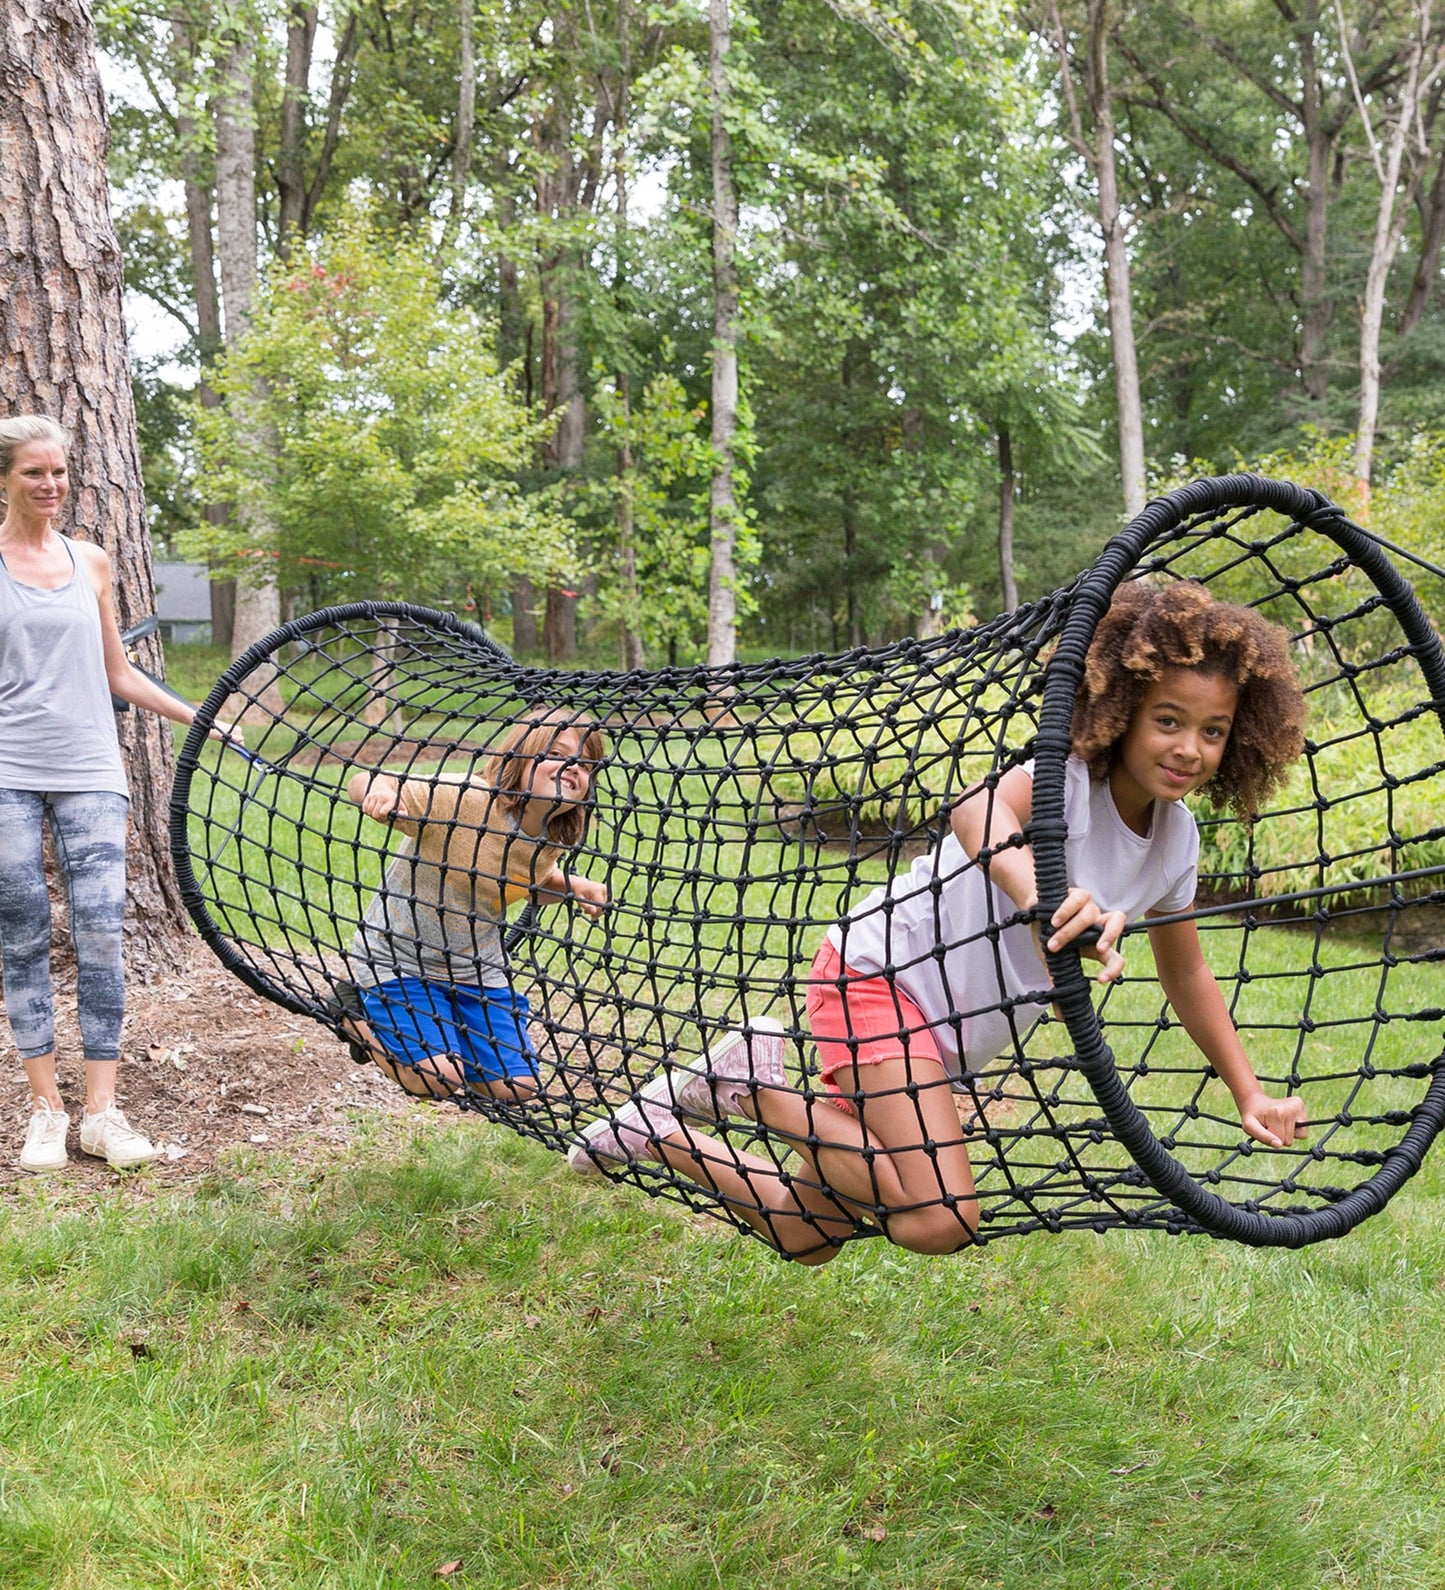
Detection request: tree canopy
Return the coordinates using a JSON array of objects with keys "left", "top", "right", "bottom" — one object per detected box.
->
[{"left": 99, "top": 0, "right": 1445, "bottom": 660}]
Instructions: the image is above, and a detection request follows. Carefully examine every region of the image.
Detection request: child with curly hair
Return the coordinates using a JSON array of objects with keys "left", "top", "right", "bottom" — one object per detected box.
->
[
  {"left": 569, "top": 580, "right": 1309, "bottom": 1264},
  {"left": 344, "top": 708, "right": 608, "bottom": 1101}
]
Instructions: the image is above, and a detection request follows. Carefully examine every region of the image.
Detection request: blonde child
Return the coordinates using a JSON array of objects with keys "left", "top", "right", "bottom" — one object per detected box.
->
[
  {"left": 345, "top": 708, "right": 608, "bottom": 1100},
  {"left": 569, "top": 582, "right": 1309, "bottom": 1263}
]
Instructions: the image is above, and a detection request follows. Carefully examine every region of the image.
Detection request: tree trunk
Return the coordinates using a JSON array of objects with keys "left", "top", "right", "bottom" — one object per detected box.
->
[
  {"left": 707, "top": 0, "right": 741, "bottom": 666},
  {"left": 441, "top": 0, "right": 477, "bottom": 254},
  {"left": 1401, "top": 133, "right": 1445, "bottom": 335},
  {"left": 1353, "top": 6, "right": 1438, "bottom": 491},
  {"left": 536, "top": 85, "right": 583, "bottom": 662},
  {"left": 173, "top": 14, "right": 234, "bottom": 650},
  {"left": 511, "top": 576, "right": 539, "bottom": 654},
  {"left": 997, "top": 422, "right": 1019, "bottom": 612},
  {"left": 0, "top": 0, "right": 189, "bottom": 972},
  {"left": 276, "top": 3, "right": 318, "bottom": 252},
  {"left": 614, "top": 0, "right": 645, "bottom": 671},
  {"left": 1085, "top": 0, "right": 1146, "bottom": 520},
  {"left": 215, "top": 26, "right": 285, "bottom": 698},
  {"left": 1296, "top": 7, "right": 1334, "bottom": 404}
]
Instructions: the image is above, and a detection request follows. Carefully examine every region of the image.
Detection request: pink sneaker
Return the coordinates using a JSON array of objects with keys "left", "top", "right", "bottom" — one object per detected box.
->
[
  {"left": 567, "top": 1087, "right": 686, "bottom": 1175},
  {"left": 657, "top": 1016, "right": 788, "bottom": 1121}
]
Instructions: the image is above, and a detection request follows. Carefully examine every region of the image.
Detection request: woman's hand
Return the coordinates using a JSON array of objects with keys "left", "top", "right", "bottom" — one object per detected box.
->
[
  {"left": 1040, "top": 888, "right": 1128, "bottom": 984},
  {"left": 1237, "top": 1089, "right": 1308, "bottom": 1150},
  {"left": 564, "top": 875, "right": 610, "bottom": 919},
  {"left": 208, "top": 717, "right": 242, "bottom": 745}
]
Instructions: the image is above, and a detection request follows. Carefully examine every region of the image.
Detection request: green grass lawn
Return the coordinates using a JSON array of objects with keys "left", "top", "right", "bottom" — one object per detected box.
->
[
  {"left": 2, "top": 1106, "right": 1444, "bottom": 1589},
  {"left": 130, "top": 642, "right": 1445, "bottom": 1585}
]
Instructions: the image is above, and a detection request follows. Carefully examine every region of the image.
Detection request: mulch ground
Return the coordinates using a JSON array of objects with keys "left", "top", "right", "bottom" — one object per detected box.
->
[{"left": 0, "top": 937, "right": 435, "bottom": 1193}]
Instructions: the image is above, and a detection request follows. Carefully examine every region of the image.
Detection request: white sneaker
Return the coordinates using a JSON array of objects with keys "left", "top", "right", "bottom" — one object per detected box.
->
[
  {"left": 79, "top": 1105, "right": 156, "bottom": 1170},
  {"left": 19, "top": 1105, "right": 70, "bottom": 1174}
]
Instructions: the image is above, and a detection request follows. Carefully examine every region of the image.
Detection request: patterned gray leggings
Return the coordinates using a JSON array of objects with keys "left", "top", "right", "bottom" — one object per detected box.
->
[{"left": 0, "top": 789, "right": 129, "bottom": 1062}]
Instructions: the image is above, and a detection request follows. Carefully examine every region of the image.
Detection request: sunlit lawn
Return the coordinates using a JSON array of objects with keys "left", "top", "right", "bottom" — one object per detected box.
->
[
  {"left": 1, "top": 1101, "right": 1444, "bottom": 1589},
  {"left": 103, "top": 646, "right": 1445, "bottom": 1585}
]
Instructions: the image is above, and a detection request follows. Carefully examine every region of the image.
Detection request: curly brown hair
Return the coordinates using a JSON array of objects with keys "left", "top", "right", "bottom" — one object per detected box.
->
[{"left": 1069, "top": 580, "right": 1306, "bottom": 819}]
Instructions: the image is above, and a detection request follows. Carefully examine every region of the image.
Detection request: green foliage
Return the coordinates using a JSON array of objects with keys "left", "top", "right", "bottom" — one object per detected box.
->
[
  {"left": 187, "top": 215, "right": 575, "bottom": 609},
  {"left": 585, "top": 367, "right": 715, "bottom": 661}
]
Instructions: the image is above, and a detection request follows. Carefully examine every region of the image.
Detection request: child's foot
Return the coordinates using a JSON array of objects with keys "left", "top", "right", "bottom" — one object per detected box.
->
[
  {"left": 656, "top": 1016, "right": 788, "bottom": 1122},
  {"left": 567, "top": 1087, "right": 686, "bottom": 1175}
]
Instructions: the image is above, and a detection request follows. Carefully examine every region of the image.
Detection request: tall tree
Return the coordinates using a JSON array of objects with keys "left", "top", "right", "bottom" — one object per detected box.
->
[
  {"left": 0, "top": 0, "right": 188, "bottom": 970},
  {"left": 706, "top": 0, "right": 742, "bottom": 665},
  {"left": 1048, "top": 0, "right": 1146, "bottom": 518},
  {"left": 1344, "top": 1, "right": 1445, "bottom": 491}
]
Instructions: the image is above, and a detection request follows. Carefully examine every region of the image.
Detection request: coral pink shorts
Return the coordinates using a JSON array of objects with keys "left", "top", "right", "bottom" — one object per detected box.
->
[{"left": 805, "top": 940, "right": 945, "bottom": 1109}]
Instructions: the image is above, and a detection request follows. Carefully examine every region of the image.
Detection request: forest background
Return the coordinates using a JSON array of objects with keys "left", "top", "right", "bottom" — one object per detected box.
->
[{"left": 97, "top": 0, "right": 1445, "bottom": 679}]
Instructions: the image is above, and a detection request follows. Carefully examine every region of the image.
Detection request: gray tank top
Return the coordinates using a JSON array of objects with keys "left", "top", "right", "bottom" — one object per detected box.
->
[{"left": 0, "top": 534, "right": 128, "bottom": 797}]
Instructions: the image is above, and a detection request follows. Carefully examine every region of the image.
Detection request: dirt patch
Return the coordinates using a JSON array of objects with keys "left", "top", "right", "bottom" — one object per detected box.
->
[{"left": 0, "top": 938, "right": 435, "bottom": 1191}]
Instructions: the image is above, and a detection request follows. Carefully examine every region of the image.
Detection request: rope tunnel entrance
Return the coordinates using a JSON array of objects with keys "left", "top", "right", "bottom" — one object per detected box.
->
[{"left": 171, "top": 476, "right": 1445, "bottom": 1251}]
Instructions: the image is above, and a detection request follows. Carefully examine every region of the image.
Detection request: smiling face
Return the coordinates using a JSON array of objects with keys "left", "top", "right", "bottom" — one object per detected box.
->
[
  {"left": 524, "top": 726, "right": 592, "bottom": 809},
  {"left": 2, "top": 439, "right": 69, "bottom": 526},
  {"left": 1108, "top": 667, "right": 1239, "bottom": 833}
]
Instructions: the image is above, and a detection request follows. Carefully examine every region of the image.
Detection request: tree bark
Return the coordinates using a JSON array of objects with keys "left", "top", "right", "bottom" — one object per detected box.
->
[
  {"left": 276, "top": 3, "right": 318, "bottom": 252},
  {"left": 1296, "top": 11, "right": 1333, "bottom": 405},
  {"left": 0, "top": 0, "right": 188, "bottom": 971},
  {"left": 1401, "top": 131, "right": 1445, "bottom": 335},
  {"left": 614, "top": 0, "right": 645, "bottom": 671},
  {"left": 1049, "top": 0, "right": 1146, "bottom": 520},
  {"left": 1351, "top": 4, "right": 1441, "bottom": 490},
  {"left": 1085, "top": 0, "right": 1146, "bottom": 520},
  {"left": 172, "top": 13, "right": 234, "bottom": 649},
  {"left": 707, "top": 0, "right": 741, "bottom": 665},
  {"left": 997, "top": 422, "right": 1019, "bottom": 612},
  {"left": 536, "top": 82, "right": 584, "bottom": 661},
  {"left": 441, "top": 0, "right": 477, "bottom": 254},
  {"left": 511, "top": 575, "right": 539, "bottom": 653},
  {"left": 214, "top": 26, "right": 285, "bottom": 695}
]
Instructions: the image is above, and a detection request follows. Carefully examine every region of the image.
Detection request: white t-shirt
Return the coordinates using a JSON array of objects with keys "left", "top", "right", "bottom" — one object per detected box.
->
[{"left": 826, "top": 755, "right": 1200, "bottom": 1074}]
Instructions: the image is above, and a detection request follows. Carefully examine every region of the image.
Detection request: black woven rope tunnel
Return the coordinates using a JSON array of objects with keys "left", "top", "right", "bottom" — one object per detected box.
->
[{"left": 169, "top": 475, "right": 1445, "bottom": 1251}]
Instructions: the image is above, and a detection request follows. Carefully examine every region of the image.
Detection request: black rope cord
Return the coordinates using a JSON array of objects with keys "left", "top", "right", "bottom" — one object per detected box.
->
[{"left": 169, "top": 476, "right": 1445, "bottom": 1252}]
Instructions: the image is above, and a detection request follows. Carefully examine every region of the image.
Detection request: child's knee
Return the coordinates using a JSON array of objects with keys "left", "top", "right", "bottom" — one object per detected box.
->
[
  {"left": 484, "top": 1073, "right": 537, "bottom": 1101},
  {"left": 883, "top": 1200, "right": 979, "bottom": 1256}
]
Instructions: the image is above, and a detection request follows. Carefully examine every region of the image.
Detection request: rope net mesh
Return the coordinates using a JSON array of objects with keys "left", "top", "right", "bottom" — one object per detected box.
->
[{"left": 171, "top": 476, "right": 1445, "bottom": 1251}]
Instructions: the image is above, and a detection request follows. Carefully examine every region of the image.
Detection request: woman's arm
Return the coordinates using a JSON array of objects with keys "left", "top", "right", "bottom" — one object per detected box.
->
[
  {"left": 1147, "top": 913, "right": 1307, "bottom": 1148},
  {"left": 88, "top": 547, "right": 204, "bottom": 728}
]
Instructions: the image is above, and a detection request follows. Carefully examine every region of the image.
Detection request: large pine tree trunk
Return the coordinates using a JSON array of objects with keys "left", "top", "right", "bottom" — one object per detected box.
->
[{"left": 0, "top": 0, "right": 189, "bottom": 973}]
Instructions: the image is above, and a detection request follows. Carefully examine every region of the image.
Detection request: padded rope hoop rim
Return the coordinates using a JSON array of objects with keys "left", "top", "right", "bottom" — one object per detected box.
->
[
  {"left": 168, "top": 600, "right": 516, "bottom": 1025},
  {"left": 1033, "top": 473, "right": 1445, "bottom": 1248}
]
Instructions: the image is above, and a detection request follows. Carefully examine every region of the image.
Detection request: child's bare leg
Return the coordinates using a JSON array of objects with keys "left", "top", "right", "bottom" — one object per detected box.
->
[
  {"left": 742, "top": 1058, "right": 979, "bottom": 1254},
  {"left": 474, "top": 1074, "right": 537, "bottom": 1103},
  {"left": 652, "top": 1131, "right": 856, "bottom": 1265}
]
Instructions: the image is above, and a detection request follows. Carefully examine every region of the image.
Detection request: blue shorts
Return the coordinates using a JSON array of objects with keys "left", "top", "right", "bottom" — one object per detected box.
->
[{"left": 358, "top": 978, "right": 539, "bottom": 1086}]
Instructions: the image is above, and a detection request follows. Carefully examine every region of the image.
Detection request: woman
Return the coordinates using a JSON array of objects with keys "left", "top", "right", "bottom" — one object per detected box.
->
[{"left": 0, "top": 414, "right": 217, "bottom": 1173}]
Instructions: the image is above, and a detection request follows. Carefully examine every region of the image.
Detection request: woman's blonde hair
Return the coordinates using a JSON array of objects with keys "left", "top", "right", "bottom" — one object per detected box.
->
[
  {"left": 483, "top": 705, "right": 606, "bottom": 848},
  {"left": 0, "top": 415, "right": 68, "bottom": 479}
]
